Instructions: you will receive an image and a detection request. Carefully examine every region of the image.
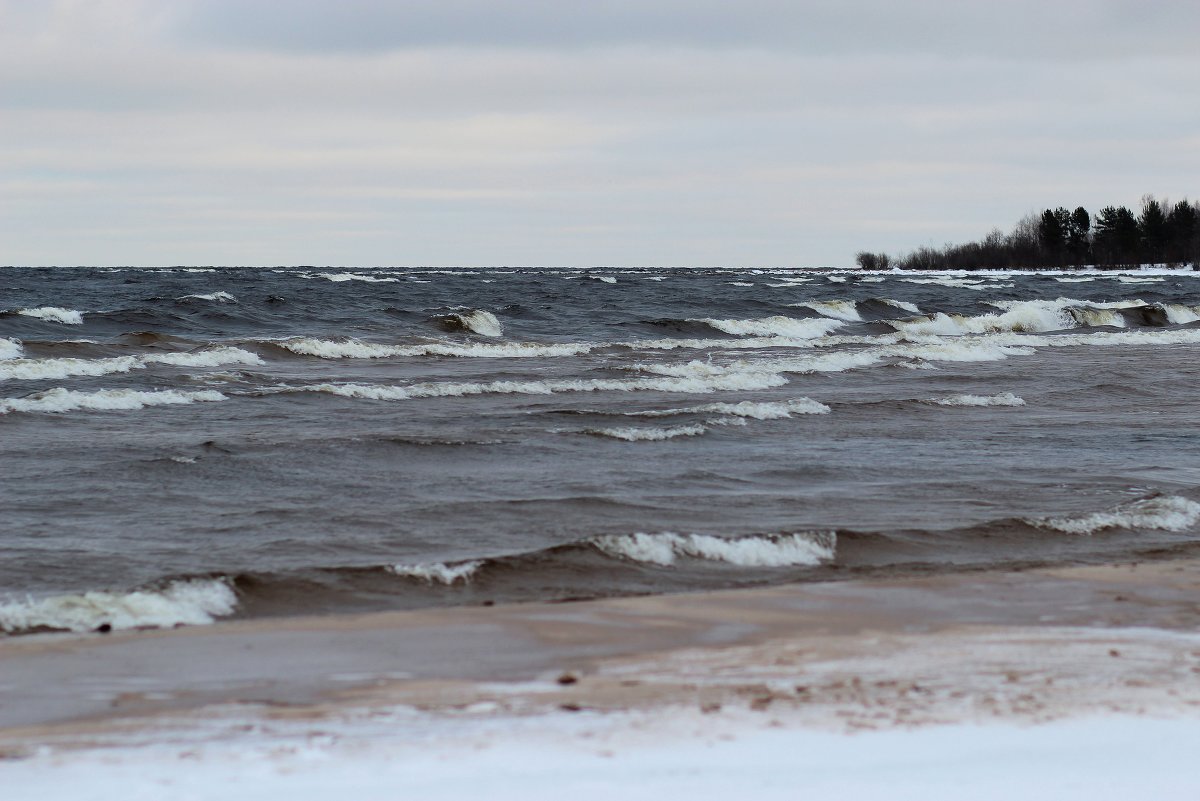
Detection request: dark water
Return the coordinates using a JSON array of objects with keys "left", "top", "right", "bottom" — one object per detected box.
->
[{"left": 3, "top": 266, "right": 1200, "bottom": 633}]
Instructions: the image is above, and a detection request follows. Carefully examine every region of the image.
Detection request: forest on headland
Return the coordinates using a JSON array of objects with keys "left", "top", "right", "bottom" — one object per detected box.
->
[{"left": 857, "top": 195, "right": 1200, "bottom": 271}]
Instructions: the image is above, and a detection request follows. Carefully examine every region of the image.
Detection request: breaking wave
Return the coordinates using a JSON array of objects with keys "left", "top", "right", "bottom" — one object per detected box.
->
[
  {"left": 0, "top": 347, "right": 263, "bottom": 382},
  {"left": 628, "top": 398, "right": 831, "bottom": 419},
  {"left": 0, "top": 388, "right": 227, "bottom": 414},
  {"left": 1, "top": 338, "right": 24, "bottom": 360},
  {"left": 932, "top": 392, "right": 1026, "bottom": 407},
  {"left": 290, "top": 370, "right": 789, "bottom": 402},
  {"left": 586, "top": 424, "right": 708, "bottom": 441},
  {"left": 889, "top": 299, "right": 1140, "bottom": 337},
  {"left": 592, "top": 531, "right": 836, "bottom": 567},
  {"left": 790, "top": 300, "right": 862, "bottom": 322},
  {"left": 388, "top": 561, "right": 483, "bottom": 584},
  {"left": 1030, "top": 495, "right": 1200, "bottom": 535},
  {"left": 15, "top": 306, "right": 84, "bottom": 324},
  {"left": 315, "top": 272, "right": 399, "bottom": 283},
  {"left": 274, "top": 337, "right": 589, "bottom": 359},
  {"left": 177, "top": 291, "right": 236, "bottom": 303},
  {"left": 433, "top": 309, "right": 503, "bottom": 337},
  {"left": 0, "top": 578, "right": 238, "bottom": 634},
  {"left": 697, "top": 315, "right": 845, "bottom": 338}
]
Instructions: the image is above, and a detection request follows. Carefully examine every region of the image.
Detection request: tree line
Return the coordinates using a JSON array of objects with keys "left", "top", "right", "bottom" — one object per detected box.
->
[{"left": 856, "top": 195, "right": 1200, "bottom": 270}]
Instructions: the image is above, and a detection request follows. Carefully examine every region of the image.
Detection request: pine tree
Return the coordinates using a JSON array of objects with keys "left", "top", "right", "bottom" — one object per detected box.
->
[{"left": 1139, "top": 195, "right": 1168, "bottom": 265}]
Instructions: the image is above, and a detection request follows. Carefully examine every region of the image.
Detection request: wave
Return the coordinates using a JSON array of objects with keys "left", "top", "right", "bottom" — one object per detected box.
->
[
  {"left": 0, "top": 388, "right": 227, "bottom": 414},
  {"left": 177, "top": 291, "right": 236, "bottom": 303},
  {"left": 388, "top": 561, "right": 484, "bottom": 584},
  {"left": 889, "top": 298, "right": 1143, "bottom": 337},
  {"left": 433, "top": 309, "right": 503, "bottom": 337},
  {"left": 877, "top": 298, "right": 921, "bottom": 314},
  {"left": 586, "top": 424, "right": 708, "bottom": 441},
  {"left": 1162, "top": 304, "right": 1200, "bottom": 325},
  {"left": 1029, "top": 495, "right": 1200, "bottom": 535},
  {"left": 289, "top": 369, "right": 789, "bottom": 402},
  {"left": 273, "top": 336, "right": 591, "bottom": 359},
  {"left": 696, "top": 316, "right": 846, "bottom": 338},
  {"left": 0, "top": 346, "right": 263, "bottom": 382},
  {"left": 314, "top": 272, "right": 400, "bottom": 283},
  {"left": 0, "top": 338, "right": 24, "bottom": 361},
  {"left": 789, "top": 300, "right": 862, "bottom": 322},
  {"left": 0, "top": 578, "right": 238, "bottom": 634},
  {"left": 931, "top": 392, "right": 1026, "bottom": 407},
  {"left": 15, "top": 306, "right": 84, "bottom": 324},
  {"left": 627, "top": 398, "right": 830, "bottom": 419},
  {"left": 592, "top": 531, "right": 836, "bottom": 567}
]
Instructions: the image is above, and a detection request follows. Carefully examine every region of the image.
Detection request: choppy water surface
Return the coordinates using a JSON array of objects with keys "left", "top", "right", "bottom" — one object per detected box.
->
[{"left": 3, "top": 266, "right": 1200, "bottom": 633}]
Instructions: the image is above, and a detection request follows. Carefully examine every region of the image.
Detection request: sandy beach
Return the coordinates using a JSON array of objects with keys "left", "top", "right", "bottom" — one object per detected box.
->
[{"left": 3, "top": 559, "right": 1200, "bottom": 797}]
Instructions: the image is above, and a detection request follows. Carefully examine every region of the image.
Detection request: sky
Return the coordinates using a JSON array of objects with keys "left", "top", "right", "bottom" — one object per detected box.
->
[{"left": 2, "top": 0, "right": 1198, "bottom": 268}]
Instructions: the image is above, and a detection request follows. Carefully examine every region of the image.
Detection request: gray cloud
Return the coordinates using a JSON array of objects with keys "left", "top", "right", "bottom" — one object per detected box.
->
[
  {"left": 175, "top": 0, "right": 1200, "bottom": 60},
  {"left": 1, "top": 0, "right": 1198, "bottom": 267}
]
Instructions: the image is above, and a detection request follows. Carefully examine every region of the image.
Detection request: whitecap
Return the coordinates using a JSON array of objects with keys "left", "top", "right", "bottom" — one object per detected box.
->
[
  {"left": 0, "top": 339, "right": 22, "bottom": 360},
  {"left": 931, "top": 392, "right": 1026, "bottom": 407},
  {"left": 1030, "top": 495, "right": 1200, "bottom": 535},
  {"left": 316, "top": 272, "right": 400, "bottom": 283},
  {"left": 0, "top": 347, "right": 262, "bottom": 382},
  {"left": 789, "top": 300, "right": 862, "bottom": 322},
  {"left": 0, "top": 388, "right": 227, "bottom": 414},
  {"left": 629, "top": 398, "right": 830, "bottom": 419},
  {"left": 586, "top": 424, "right": 707, "bottom": 441},
  {"left": 698, "top": 316, "right": 845, "bottom": 338},
  {"left": 388, "top": 561, "right": 483, "bottom": 584},
  {"left": 445, "top": 309, "right": 503, "bottom": 337},
  {"left": 592, "top": 531, "right": 835, "bottom": 567},
  {"left": 276, "top": 337, "right": 589, "bottom": 359},
  {"left": 293, "top": 368, "right": 789, "bottom": 403},
  {"left": 177, "top": 291, "right": 236, "bottom": 302},
  {"left": 0, "top": 578, "right": 238, "bottom": 634},
  {"left": 878, "top": 298, "right": 921, "bottom": 314},
  {"left": 16, "top": 306, "right": 84, "bottom": 324}
]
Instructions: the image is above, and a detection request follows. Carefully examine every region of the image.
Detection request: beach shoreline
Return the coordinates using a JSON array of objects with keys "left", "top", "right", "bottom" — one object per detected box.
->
[{"left": 4, "top": 558, "right": 1199, "bottom": 745}]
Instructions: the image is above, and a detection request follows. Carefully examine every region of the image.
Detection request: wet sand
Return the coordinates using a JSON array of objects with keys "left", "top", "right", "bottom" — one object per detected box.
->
[{"left": 3, "top": 559, "right": 1200, "bottom": 751}]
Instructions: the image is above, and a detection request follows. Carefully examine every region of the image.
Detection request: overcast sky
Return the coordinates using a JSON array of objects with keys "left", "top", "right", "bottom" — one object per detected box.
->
[{"left": 2, "top": 0, "right": 1198, "bottom": 267}]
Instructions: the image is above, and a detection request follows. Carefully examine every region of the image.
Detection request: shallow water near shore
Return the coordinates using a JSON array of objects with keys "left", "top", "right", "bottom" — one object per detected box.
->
[{"left": 3, "top": 265, "right": 1200, "bottom": 633}]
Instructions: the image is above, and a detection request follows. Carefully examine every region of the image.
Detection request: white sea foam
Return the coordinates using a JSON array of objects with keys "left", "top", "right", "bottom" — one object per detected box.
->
[
  {"left": 1052, "top": 276, "right": 1097, "bottom": 283},
  {"left": 141, "top": 347, "right": 263, "bottom": 368},
  {"left": 0, "top": 339, "right": 22, "bottom": 360},
  {"left": 878, "top": 298, "right": 921, "bottom": 314},
  {"left": 632, "top": 398, "right": 830, "bottom": 419},
  {"left": 890, "top": 299, "right": 1139, "bottom": 337},
  {"left": 698, "top": 316, "right": 846, "bottom": 338},
  {"left": 446, "top": 309, "right": 503, "bottom": 337},
  {"left": 316, "top": 272, "right": 400, "bottom": 283},
  {"left": 294, "top": 370, "right": 789, "bottom": 402},
  {"left": 727, "top": 281, "right": 755, "bottom": 287},
  {"left": 178, "top": 291, "right": 236, "bottom": 302},
  {"left": 1115, "top": 276, "right": 1164, "bottom": 284},
  {"left": 0, "top": 388, "right": 227, "bottom": 414},
  {"left": 16, "top": 306, "right": 84, "bottom": 324},
  {"left": 790, "top": 300, "right": 862, "bottom": 322},
  {"left": 932, "top": 392, "right": 1026, "bottom": 407},
  {"left": 593, "top": 276, "right": 617, "bottom": 283},
  {"left": 389, "top": 561, "right": 483, "bottom": 584},
  {"left": 0, "top": 578, "right": 238, "bottom": 634},
  {"left": 1031, "top": 496, "right": 1200, "bottom": 535},
  {"left": 592, "top": 531, "right": 835, "bottom": 567},
  {"left": 587, "top": 424, "right": 708, "bottom": 441},
  {"left": 0, "top": 347, "right": 262, "bottom": 382},
  {"left": 276, "top": 337, "right": 590, "bottom": 359},
  {"left": 899, "top": 277, "right": 990, "bottom": 290},
  {"left": 1162, "top": 304, "right": 1200, "bottom": 325}
]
